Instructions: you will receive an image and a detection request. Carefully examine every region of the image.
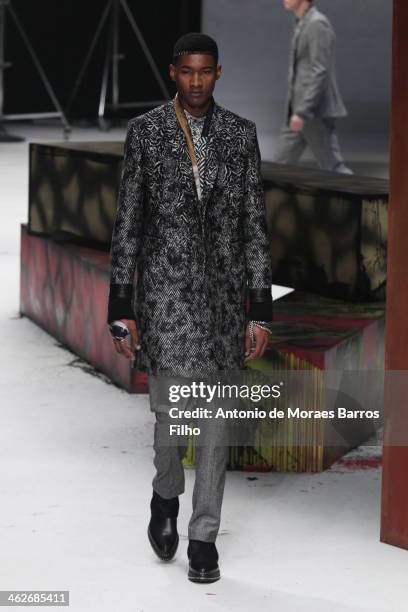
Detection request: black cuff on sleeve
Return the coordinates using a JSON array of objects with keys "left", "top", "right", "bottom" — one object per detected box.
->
[
  {"left": 247, "top": 288, "right": 273, "bottom": 322},
  {"left": 107, "top": 284, "right": 135, "bottom": 324}
]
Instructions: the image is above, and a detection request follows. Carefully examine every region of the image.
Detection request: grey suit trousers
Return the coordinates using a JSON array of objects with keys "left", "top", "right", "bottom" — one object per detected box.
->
[
  {"left": 275, "top": 118, "right": 352, "bottom": 174},
  {"left": 151, "top": 393, "right": 229, "bottom": 543}
]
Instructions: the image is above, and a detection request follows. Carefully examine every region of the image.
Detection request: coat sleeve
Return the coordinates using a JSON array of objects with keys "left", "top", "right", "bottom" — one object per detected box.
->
[
  {"left": 294, "top": 19, "right": 334, "bottom": 120},
  {"left": 107, "top": 119, "right": 144, "bottom": 324},
  {"left": 242, "top": 123, "right": 273, "bottom": 322}
]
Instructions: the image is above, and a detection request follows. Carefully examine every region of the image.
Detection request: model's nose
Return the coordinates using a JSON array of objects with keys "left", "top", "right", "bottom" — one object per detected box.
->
[{"left": 191, "top": 73, "right": 202, "bottom": 87}]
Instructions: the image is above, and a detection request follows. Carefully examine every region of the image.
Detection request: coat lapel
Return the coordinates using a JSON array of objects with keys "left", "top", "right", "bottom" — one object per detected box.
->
[
  {"left": 287, "top": 6, "right": 316, "bottom": 111},
  {"left": 163, "top": 99, "right": 221, "bottom": 223},
  {"left": 296, "top": 5, "right": 316, "bottom": 45},
  {"left": 164, "top": 101, "right": 190, "bottom": 163},
  {"left": 163, "top": 101, "right": 198, "bottom": 204},
  {"left": 200, "top": 103, "right": 221, "bottom": 214}
]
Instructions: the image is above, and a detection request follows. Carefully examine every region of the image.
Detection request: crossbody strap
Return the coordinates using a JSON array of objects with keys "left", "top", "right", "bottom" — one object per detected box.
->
[{"left": 173, "top": 94, "right": 202, "bottom": 201}]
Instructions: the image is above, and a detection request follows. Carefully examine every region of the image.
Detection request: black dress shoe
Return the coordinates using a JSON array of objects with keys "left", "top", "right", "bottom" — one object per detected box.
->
[
  {"left": 187, "top": 540, "right": 221, "bottom": 583},
  {"left": 147, "top": 491, "right": 179, "bottom": 561}
]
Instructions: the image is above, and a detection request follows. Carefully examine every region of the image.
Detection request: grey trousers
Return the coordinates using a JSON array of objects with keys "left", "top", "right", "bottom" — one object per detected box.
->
[
  {"left": 151, "top": 408, "right": 228, "bottom": 543},
  {"left": 275, "top": 117, "right": 353, "bottom": 174}
]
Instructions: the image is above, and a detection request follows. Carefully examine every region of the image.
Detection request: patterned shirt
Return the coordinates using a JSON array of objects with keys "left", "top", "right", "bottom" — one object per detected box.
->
[{"left": 184, "top": 109, "right": 207, "bottom": 199}]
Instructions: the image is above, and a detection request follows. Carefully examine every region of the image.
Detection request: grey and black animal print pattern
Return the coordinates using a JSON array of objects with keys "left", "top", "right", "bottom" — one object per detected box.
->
[{"left": 108, "top": 100, "right": 272, "bottom": 375}]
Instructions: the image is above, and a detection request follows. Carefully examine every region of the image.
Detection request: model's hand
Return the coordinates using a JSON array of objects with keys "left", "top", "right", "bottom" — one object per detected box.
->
[
  {"left": 290, "top": 114, "right": 304, "bottom": 132},
  {"left": 245, "top": 324, "right": 270, "bottom": 362},
  {"left": 112, "top": 319, "right": 140, "bottom": 360}
]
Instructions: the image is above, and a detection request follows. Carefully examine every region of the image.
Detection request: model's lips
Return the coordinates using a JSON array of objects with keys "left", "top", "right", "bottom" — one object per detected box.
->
[{"left": 190, "top": 91, "right": 204, "bottom": 97}]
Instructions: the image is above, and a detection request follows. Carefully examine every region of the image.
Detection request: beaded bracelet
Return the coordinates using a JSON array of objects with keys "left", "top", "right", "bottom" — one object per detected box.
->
[
  {"left": 252, "top": 320, "right": 273, "bottom": 335},
  {"left": 249, "top": 320, "right": 273, "bottom": 351}
]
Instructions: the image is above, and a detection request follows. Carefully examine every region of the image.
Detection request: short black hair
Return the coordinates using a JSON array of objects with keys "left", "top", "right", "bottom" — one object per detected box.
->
[{"left": 173, "top": 32, "right": 219, "bottom": 64}]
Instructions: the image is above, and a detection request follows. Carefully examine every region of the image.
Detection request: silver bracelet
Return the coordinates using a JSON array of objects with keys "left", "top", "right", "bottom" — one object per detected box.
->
[
  {"left": 249, "top": 320, "right": 255, "bottom": 349},
  {"left": 252, "top": 320, "right": 273, "bottom": 335}
]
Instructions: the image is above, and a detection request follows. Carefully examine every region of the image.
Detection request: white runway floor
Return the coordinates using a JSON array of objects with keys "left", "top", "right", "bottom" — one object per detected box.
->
[{"left": 1, "top": 124, "right": 406, "bottom": 612}]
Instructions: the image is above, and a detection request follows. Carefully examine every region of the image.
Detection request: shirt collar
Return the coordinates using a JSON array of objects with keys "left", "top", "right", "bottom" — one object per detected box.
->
[
  {"left": 295, "top": 3, "right": 313, "bottom": 24},
  {"left": 184, "top": 109, "right": 207, "bottom": 124},
  {"left": 179, "top": 96, "right": 215, "bottom": 138}
]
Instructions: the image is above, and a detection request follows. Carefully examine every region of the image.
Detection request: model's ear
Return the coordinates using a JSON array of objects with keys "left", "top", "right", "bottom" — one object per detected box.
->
[
  {"left": 216, "top": 64, "right": 222, "bottom": 81},
  {"left": 169, "top": 63, "right": 176, "bottom": 82}
]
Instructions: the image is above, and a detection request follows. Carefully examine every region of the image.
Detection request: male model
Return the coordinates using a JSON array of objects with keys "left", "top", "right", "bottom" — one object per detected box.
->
[
  {"left": 107, "top": 33, "right": 273, "bottom": 583},
  {"left": 275, "top": 0, "right": 352, "bottom": 173}
]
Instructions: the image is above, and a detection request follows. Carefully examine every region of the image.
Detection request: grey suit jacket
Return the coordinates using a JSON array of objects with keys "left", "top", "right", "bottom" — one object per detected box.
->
[{"left": 286, "top": 5, "right": 347, "bottom": 121}]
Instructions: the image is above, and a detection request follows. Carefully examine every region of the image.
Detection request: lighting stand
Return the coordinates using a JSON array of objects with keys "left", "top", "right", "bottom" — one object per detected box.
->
[
  {"left": 66, "top": 0, "right": 171, "bottom": 130},
  {"left": 0, "top": 0, "right": 70, "bottom": 142}
]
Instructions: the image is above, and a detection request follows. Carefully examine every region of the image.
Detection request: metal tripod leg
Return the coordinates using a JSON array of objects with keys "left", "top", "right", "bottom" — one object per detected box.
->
[
  {"left": 4, "top": 2, "right": 70, "bottom": 135},
  {"left": 98, "top": 18, "right": 113, "bottom": 130},
  {"left": 66, "top": 0, "right": 112, "bottom": 114},
  {"left": 67, "top": 0, "right": 170, "bottom": 127},
  {"left": 111, "top": 0, "right": 120, "bottom": 110},
  {"left": 120, "top": 0, "right": 170, "bottom": 101},
  {"left": 0, "top": 1, "right": 23, "bottom": 140}
]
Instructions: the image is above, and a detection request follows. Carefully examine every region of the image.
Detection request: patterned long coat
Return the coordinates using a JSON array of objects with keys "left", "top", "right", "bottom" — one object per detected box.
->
[{"left": 108, "top": 100, "right": 272, "bottom": 376}]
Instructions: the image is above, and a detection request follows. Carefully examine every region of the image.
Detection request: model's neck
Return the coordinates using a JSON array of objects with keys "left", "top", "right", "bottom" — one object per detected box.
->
[
  {"left": 177, "top": 94, "right": 212, "bottom": 118},
  {"left": 294, "top": 1, "right": 311, "bottom": 19}
]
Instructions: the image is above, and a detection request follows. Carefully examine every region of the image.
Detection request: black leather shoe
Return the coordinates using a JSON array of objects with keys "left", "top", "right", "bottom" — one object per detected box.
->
[
  {"left": 147, "top": 491, "right": 179, "bottom": 561},
  {"left": 187, "top": 540, "right": 220, "bottom": 583}
]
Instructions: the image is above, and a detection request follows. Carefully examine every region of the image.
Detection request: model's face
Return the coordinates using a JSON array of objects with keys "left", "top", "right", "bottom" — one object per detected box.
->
[
  {"left": 169, "top": 54, "right": 221, "bottom": 109},
  {"left": 283, "top": 0, "right": 304, "bottom": 12}
]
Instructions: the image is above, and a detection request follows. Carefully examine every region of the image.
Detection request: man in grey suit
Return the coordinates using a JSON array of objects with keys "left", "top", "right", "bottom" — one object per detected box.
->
[{"left": 275, "top": 0, "right": 352, "bottom": 173}]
